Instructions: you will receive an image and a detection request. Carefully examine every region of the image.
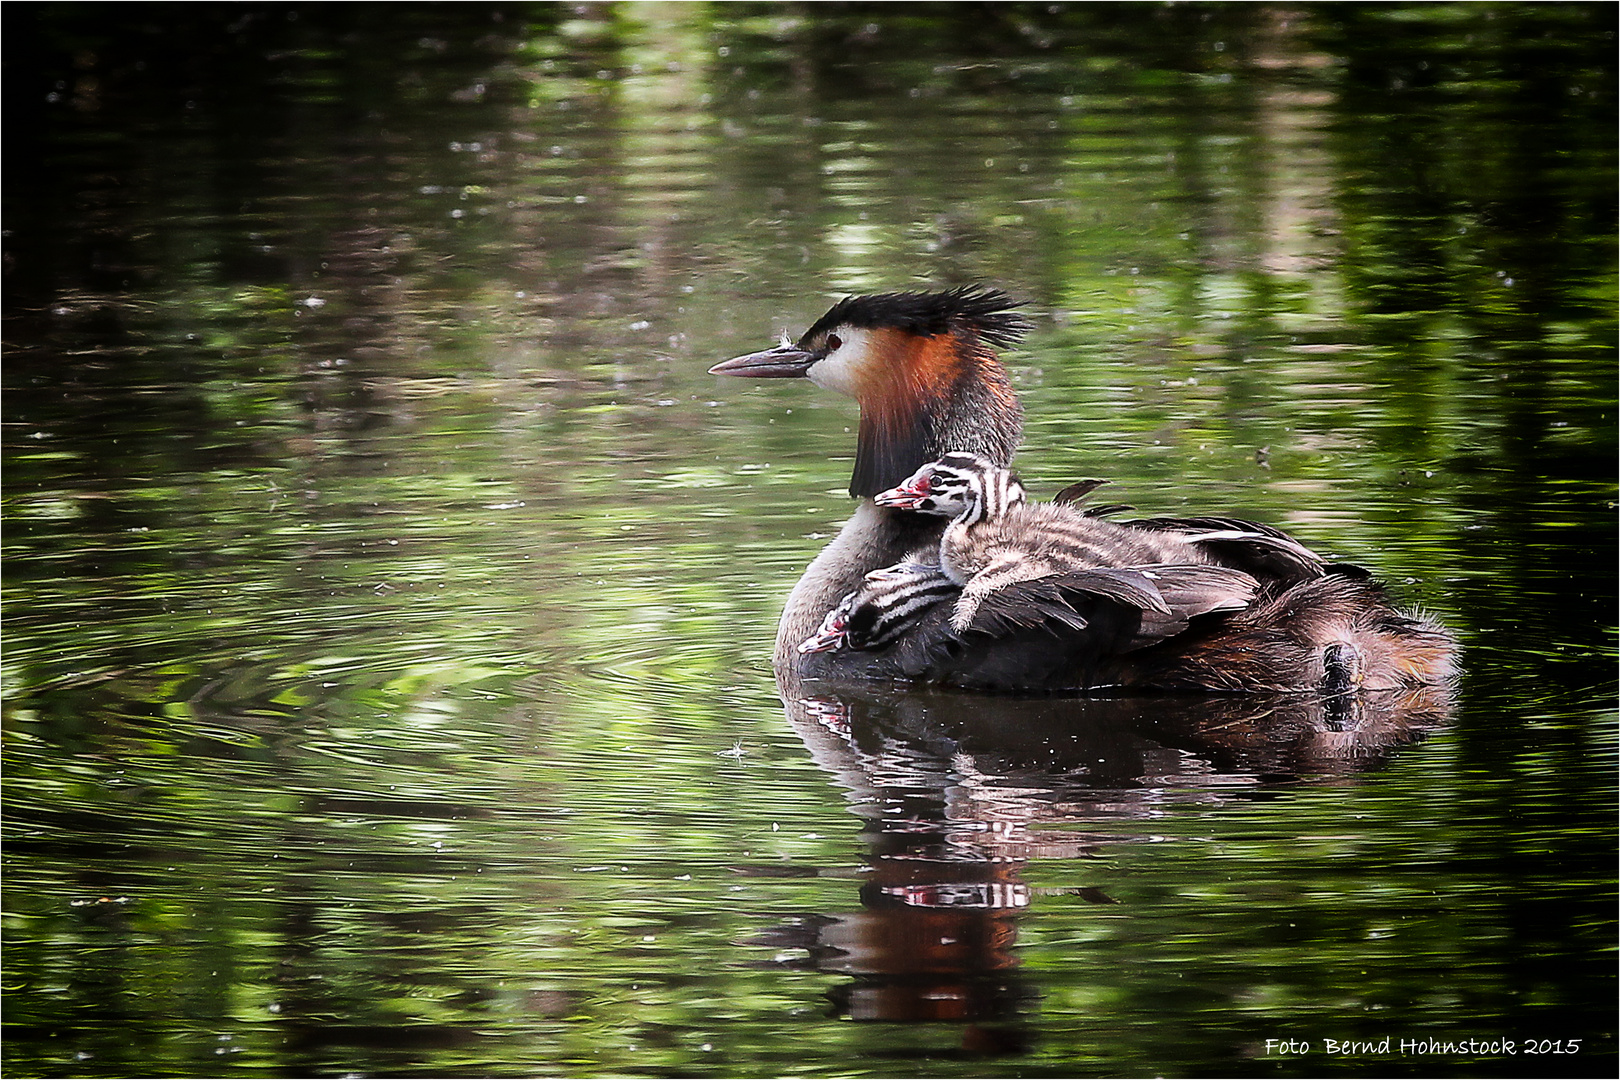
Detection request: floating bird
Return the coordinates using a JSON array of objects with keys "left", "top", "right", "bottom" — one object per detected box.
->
[{"left": 712, "top": 286, "right": 1455, "bottom": 694}]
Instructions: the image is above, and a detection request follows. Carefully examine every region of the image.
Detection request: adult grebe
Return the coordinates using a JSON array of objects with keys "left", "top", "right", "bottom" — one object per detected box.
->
[{"left": 711, "top": 286, "right": 1455, "bottom": 694}]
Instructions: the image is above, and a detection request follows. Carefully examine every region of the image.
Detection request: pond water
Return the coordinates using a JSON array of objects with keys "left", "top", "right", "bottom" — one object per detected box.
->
[{"left": 4, "top": 4, "right": 1615, "bottom": 1077}]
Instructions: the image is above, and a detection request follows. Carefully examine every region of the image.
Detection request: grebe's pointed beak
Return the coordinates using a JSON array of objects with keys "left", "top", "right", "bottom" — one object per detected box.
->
[
  {"left": 709, "top": 340, "right": 817, "bottom": 379},
  {"left": 872, "top": 475, "right": 932, "bottom": 511}
]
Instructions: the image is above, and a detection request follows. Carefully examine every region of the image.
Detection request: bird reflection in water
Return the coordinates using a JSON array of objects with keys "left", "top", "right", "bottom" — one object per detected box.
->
[{"left": 745, "top": 675, "right": 1453, "bottom": 1059}]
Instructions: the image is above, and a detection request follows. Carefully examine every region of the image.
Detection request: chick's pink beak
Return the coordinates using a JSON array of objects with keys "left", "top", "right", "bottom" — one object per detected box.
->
[
  {"left": 798, "top": 620, "right": 848, "bottom": 654},
  {"left": 873, "top": 474, "right": 932, "bottom": 510},
  {"left": 798, "top": 606, "right": 852, "bottom": 653}
]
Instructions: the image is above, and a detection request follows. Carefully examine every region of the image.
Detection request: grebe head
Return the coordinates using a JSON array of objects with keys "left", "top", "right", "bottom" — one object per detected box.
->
[
  {"left": 872, "top": 452, "right": 1027, "bottom": 526},
  {"left": 797, "top": 559, "right": 956, "bottom": 654},
  {"left": 711, "top": 286, "right": 1030, "bottom": 497}
]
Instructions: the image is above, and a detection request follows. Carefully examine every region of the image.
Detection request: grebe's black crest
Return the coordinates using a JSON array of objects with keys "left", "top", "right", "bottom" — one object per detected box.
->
[{"left": 802, "top": 285, "right": 1032, "bottom": 349}]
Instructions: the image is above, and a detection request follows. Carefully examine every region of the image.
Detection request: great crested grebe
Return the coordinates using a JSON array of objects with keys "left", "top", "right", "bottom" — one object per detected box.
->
[{"left": 711, "top": 286, "right": 1456, "bottom": 694}]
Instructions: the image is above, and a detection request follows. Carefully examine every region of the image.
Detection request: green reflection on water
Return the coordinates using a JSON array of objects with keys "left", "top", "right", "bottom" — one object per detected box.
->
[{"left": 4, "top": 3, "right": 1615, "bottom": 1077}]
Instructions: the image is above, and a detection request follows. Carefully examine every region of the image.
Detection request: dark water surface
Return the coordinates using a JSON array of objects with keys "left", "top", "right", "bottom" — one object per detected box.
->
[{"left": 4, "top": 4, "right": 1615, "bottom": 1077}]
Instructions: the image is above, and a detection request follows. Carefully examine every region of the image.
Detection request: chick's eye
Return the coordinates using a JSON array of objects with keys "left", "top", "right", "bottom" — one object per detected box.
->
[{"left": 825, "top": 333, "right": 843, "bottom": 352}]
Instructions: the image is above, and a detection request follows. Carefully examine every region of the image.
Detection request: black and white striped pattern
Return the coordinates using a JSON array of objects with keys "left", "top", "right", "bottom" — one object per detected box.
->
[
  {"left": 883, "top": 452, "right": 1028, "bottom": 526},
  {"left": 798, "top": 560, "right": 958, "bottom": 654}
]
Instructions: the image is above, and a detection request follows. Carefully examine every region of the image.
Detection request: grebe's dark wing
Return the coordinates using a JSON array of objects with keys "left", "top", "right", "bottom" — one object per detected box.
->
[{"left": 1127, "top": 515, "right": 1327, "bottom": 586}]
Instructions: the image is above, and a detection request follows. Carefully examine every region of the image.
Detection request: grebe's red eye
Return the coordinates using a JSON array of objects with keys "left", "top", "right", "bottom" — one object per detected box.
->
[{"left": 826, "top": 333, "right": 843, "bottom": 351}]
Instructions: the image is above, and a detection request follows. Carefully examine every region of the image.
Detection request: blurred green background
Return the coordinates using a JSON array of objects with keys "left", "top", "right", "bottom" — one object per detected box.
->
[{"left": 4, "top": 4, "right": 1614, "bottom": 1076}]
